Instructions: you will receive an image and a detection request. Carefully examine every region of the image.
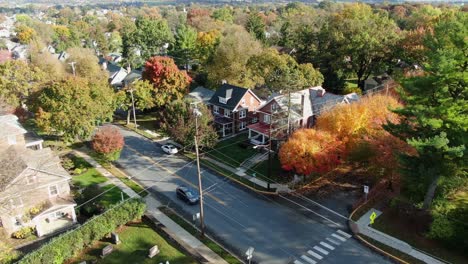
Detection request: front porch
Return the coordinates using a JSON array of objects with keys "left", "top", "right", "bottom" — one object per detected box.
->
[
  {"left": 33, "top": 203, "right": 77, "bottom": 237},
  {"left": 247, "top": 123, "right": 270, "bottom": 145},
  {"left": 214, "top": 115, "right": 234, "bottom": 137}
]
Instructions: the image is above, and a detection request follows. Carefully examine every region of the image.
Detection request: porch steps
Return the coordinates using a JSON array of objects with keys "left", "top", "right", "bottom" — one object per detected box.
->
[{"left": 239, "top": 152, "right": 268, "bottom": 170}]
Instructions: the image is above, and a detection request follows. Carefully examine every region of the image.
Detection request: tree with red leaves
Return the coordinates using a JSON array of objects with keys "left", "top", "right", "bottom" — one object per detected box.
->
[
  {"left": 92, "top": 126, "right": 125, "bottom": 162},
  {"left": 279, "top": 129, "right": 344, "bottom": 176},
  {"left": 142, "top": 56, "right": 192, "bottom": 107}
]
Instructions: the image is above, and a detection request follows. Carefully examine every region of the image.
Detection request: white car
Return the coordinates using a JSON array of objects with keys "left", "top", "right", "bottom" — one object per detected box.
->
[{"left": 161, "top": 144, "right": 178, "bottom": 155}]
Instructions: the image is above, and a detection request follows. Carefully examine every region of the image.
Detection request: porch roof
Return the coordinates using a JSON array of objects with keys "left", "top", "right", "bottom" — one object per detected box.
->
[
  {"left": 247, "top": 122, "right": 270, "bottom": 136},
  {"left": 33, "top": 197, "right": 76, "bottom": 220},
  {"left": 214, "top": 115, "right": 233, "bottom": 124}
]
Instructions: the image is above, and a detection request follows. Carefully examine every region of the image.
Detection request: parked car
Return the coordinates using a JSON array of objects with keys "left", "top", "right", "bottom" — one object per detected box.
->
[
  {"left": 176, "top": 186, "right": 199, "bottom": 205},
  {"left": 161, "top": 144, "right": 178, "bottom": 154}
]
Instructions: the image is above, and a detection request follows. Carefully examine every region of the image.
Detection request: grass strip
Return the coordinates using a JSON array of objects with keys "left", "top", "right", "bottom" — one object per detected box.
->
[{"left": 159, "top": 207, "right": 242, "bottom": 264}]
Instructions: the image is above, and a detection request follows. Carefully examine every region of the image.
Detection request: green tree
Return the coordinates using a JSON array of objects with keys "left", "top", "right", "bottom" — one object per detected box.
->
[
  {"left": 171, "top": 25, "right": 197, "bottom": 69},
  {"left": 108, "top": 31, "right": 122, "bottom": 53},
  {"left": 212, "top": 7, "right": 234, "bottom": 23},
  {"left": 385, "top": 11, "right": 467, "bottom": 209},
  {"left": 247, "top": 48, "right": 323, "bottom": 92},
  {"left": 32, "top": 77, "right": 115, "bottom": 142},
  {"left": 0, "top": 60, "right": 45, "bottom": 107},
  {"left": 245, "top": 13, "right": 266, "bottom": 42},
  {"left": 162, "top": 100, "right": 218, "bottom": 149},
  {"left": 142, "top": 56, "right": 191, "bottom": 107},
  {"left": 325, "top": 3, "right": 400, "bottom": 90},
  {"left": 122, "top": 17, "right": 173, "bottom": 63},
  {"left": 207, "top": 25, "right": 262, "bottom": 88},
  {"left": 15, "top": 24, "right": 36, "bottom": 44},
  {"left": 65, "top": 47, "right": 105, "bottom": 80},
  {"left": 116, "top": 80, "right": 155, "bottom": 125}
]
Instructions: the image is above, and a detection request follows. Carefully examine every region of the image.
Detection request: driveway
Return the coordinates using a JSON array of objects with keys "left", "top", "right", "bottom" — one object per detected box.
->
[{"left": 116, "top": 127, "right": 392, "bottom": 264}]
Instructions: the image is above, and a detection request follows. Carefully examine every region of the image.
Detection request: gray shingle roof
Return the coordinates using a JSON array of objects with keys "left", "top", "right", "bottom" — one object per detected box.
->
[
  {"left": 208, "top": 84, "right": 249, "bottom": 111},
  {"left": 0, "top": 114, "right": 26, "bottom": 139},
  {"left": 186, "top": 86, "right": 215, "bottom": 104}
]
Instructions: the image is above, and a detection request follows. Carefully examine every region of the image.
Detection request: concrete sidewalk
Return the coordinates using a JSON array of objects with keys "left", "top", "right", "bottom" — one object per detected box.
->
[
  {"left": 356, "top": 208, "right": 446, "bottom": 264},
  {"left": 204, "top": 156, "right": 292, "bottom": 193},
  {"left": 74, "top": 149, "right": 228, "bottom": 264}
]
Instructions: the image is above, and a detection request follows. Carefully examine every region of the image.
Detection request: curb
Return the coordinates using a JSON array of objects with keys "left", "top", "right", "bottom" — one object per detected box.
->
[{"left": 348, "top": 201, "right": 410, "bottom": 264}]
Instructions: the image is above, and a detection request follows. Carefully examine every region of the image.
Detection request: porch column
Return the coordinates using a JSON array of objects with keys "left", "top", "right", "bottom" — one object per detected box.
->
[
  {"left": 222, "top": 124, "right": 225, "bottom": 137},
  {"left": 71, "top": 208, "right": 77, "bottom": 223},
  {"left": 248, "top": 129, "right": 251, "bottom": 138},
  {"left": 262, "top": 134, "right": 265, "bottom": 144}
]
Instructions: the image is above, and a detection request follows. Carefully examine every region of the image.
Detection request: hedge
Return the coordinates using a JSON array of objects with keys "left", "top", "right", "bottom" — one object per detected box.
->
[{"left": 18, "top": 198, "right": 146, "bottom": 264}]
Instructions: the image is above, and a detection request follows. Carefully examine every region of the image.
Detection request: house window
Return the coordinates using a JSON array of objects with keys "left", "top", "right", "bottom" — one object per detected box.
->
[
  {"left": 224, "top": 109, "right": 231, "bottom": 118},
  {"left": 239, "top": 121, "right": 246, "bottom": 130},
  {"left": 49, "top": 185, "right": 59, "bottom": 197},
  {"left": 271, "top": 103, "right": 278, "bottom": 112},
  {"left": 213, "top": 105, "right": 219, "bottom": 114},
  {"left": 9, "top": 197, "right": 23, "bottom": 208},
  {"left": 26, "top": 175, "right": 37, "bottom": 185},
  {"left": 239, "top": 110, "right": 246, "bottom": 119},
  {"left": 264, "top": 114, "right": 271, "bottom": 124},
  {"left": 7, "top": 135, "right": 16, "bottom": 145},
  {"left": 252, "top": 117, "right": 258, "bottom": 124}
]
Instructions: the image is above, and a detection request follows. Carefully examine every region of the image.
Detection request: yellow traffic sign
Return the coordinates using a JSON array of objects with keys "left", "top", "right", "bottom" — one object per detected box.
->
[{"left": 369, "top": 212, "right": 377, "bottom": 224}]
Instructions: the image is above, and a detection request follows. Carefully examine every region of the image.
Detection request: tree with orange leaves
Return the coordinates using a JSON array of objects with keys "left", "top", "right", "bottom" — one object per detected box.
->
[
  {"left": 143, "top": 56, "right": 192, "bottom": 107},
  {"left": 279, "top": 129, "right": 344, "bottom": 176}
]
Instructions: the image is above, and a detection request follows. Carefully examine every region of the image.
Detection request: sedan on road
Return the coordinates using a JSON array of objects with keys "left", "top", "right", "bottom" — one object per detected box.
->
[
  {"left": 161, "top": 144, "right": 178, "bottom": 155},
  {"left": 176, "top": 186, "right": 199, "bottom": 205}
]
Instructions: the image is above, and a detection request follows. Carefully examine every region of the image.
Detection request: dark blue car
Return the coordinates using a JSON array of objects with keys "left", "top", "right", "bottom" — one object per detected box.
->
[{"left": 176, "top": 186, "right": 200, "bottom": 205}]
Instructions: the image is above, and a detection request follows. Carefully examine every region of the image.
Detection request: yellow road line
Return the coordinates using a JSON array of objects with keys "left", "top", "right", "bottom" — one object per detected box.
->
[{"left": 125, "top": 145, "right": 226, "bottom": 206}]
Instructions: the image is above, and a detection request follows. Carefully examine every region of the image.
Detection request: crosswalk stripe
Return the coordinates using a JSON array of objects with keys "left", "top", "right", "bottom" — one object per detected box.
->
[
  {"left": 326, "top": 237, "right": 341, "bottom": 245},
  {"left": 337, "top": 230, "right": 352, "bottom": 238},
  {"left": 307, "top": 250, "right": 323, "bottom": 260},
  {"left": 332, "top": 233, "right": 346, "bottom": 242},
  {"left": 320, "top": 241, "right": 335, "bottom": 250},
  {"left": 294, "top": 260, "right": 305, "bottom": 264},
  {"left": 313, "top": 246, "right": 329, "bottom": 255},
  {"left": 301, "top": 255, "right": 317, "bottom": 264}
]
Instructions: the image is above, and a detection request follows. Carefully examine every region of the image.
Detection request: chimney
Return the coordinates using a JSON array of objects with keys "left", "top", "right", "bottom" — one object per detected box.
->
[
  {"left": 102, "top": 61, "right": 107, "bottom": 70},
  {"left": 127, "top": 64, "right": 131, "bottom": 73},
  {"left": 318, "top": 88, "right": 325, "bottom": 97},
  {"left": 221, "top": 79, "right": 227, "bottom": 84}
]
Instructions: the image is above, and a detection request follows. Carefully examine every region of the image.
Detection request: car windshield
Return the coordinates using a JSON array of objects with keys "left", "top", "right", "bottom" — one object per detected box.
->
[
  {"left": 167, "top": 145, "right": 175, "bottom": 149},
  {"left": 185, "top": 191, "right": 195, "bottom": 198}
]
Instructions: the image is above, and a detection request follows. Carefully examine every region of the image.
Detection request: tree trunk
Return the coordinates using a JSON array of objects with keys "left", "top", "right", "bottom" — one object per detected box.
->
[
  {"left": 422, "top": 174, "right": 441, "bottom": 210},
  {"left": 126, "top": 110, "right": 131, "bottom": 125}
]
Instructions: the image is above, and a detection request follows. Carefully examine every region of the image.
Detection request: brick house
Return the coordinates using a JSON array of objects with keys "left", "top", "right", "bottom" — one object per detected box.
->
[
  {"left": 208, "top": 84, "right": 263, "bottom": 137},
  {"left": 247, "top": 87, "right": 359, "bottom": 145},
  {"left": 0, "top": 114, "right": 76, "bottom": 237}
]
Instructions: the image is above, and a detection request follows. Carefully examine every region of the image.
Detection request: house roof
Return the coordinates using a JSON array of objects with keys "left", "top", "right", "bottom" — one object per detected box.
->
[
  {"left": 208, "top": 83, "right": 249, "bottom": 111},
  {"left": 0, "top": 146, "right": 70, "bottom": 193},
  {"left": 123, "top": 69, "right": 142, "bottom": 85},
  {"left": 186, "top": 86, "right": 215, "bottom": 104},
  {"left": 0, "top": 114, "right": 27, "bottom": 139}
]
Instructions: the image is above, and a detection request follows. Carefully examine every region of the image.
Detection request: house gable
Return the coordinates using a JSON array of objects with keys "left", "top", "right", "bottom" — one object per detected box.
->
[{"left": 208, "top": 84, "right": 249, "bottom": 111}]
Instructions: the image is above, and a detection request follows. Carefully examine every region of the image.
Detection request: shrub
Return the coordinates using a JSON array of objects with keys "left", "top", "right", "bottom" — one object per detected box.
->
[
  {"left": 61, "top": 157, "right": 75, "bottom": 171},
  {"left": 0, "top": 242, "right": 21, "bottom": 264},
  {"left": 73, "top": 168, "right": 82, "bottom": 175},
  {"left": 11, "top": 227, "right": 35, "bottom": 239},
  {"left": 92, "top": 126, "right": 124, "bottom": 162},
  {"left": 18, "top": 198, "right": 146, "bottom": 264}
]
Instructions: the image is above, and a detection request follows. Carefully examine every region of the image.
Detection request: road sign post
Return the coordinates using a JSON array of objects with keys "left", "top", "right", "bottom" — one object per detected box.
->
[{"left": 363, "top": 185, "right": 369, "bottom": 201}]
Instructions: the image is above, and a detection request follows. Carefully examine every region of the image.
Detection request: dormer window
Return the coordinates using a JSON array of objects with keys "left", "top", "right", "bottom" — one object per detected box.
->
[
  {"left": 271, "top": 103, "right": 278, "bottom": 112},
  {"left": 219, "top": 97, "right": 228, "bottom": 104}
]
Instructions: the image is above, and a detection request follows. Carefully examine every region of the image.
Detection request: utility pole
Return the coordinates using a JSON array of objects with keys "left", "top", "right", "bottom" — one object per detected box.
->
[
  {"left": 193, "top": 104, "right": 205, "bottom": 238},
  {"left": 267, "top": 112, "right": 273, "bottom": 191},
  {"left": 129, "top": 88, "right": 137, "bottom": 128},
  {"left": 68, "top": 61, "right": 76, "bottom": 76}
]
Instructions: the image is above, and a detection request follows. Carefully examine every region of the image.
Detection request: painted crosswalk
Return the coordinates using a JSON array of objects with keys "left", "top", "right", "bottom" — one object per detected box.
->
[
  {"left": 301, "top": 255, "right": 317, "bottom": 264},
  {"left": 295, "top": 229, "right": 353, "bottom": 263},
  {"left": 307, "top": 250, "right": 323, "bottom": 260}
]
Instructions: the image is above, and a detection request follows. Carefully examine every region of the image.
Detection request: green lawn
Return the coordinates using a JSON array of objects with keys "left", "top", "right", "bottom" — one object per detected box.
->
[
  {"left": 73, "top": 219, "right": 196, "bottom": 264},
  {"left": 99, "top": 185, "right": 129, "bottom": 208},
  {"left": 72, "top": 168, "right": 109, "bottom": 188},
  {"left": 247, "top": 155, "right": 288, "bottom": 184},
  {"left": 207, "top": 134, "right": 257, "bottom": 167}
]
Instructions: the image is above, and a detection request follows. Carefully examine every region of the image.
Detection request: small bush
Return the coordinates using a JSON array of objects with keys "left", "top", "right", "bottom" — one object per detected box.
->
[
  {"left": 73, "top": 168, "right": 82, "bottom": 175},
  {"left": 11, "top": 226, "right": 35, "bottom": 239},
  {"left": 61, "top": 157, "right": 75, "bottom": 171},
  {"left": 92, "top": 126, "right": 124, "bottom": 162}
]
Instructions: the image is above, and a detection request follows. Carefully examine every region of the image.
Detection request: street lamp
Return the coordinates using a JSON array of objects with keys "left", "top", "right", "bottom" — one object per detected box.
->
[{"left": 193, "top": 106, "right": 205, "bottom": 238}]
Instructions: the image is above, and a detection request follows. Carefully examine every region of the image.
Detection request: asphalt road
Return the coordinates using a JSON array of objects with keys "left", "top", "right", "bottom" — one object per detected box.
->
[{"left": 116, "top": 127, "right": 392, "bottom": 264}]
